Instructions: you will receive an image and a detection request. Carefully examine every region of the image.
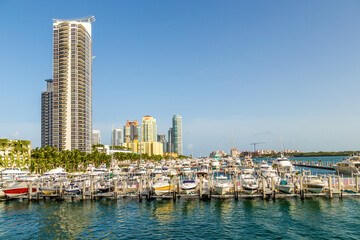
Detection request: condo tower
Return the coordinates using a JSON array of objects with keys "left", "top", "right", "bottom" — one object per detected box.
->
[{"left": 52, "top": 16, "right": 95, "bottom": 153}]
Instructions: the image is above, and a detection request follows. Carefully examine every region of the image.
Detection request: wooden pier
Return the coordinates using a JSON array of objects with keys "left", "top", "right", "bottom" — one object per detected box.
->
[
  {"left": 3, "top": 174, "right": 360, "bottom": 202},
  {"left": 292, "top": 160, "right": 335, "bottom": 171}
]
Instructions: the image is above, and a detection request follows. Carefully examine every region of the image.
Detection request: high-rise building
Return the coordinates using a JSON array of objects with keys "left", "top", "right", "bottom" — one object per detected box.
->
[
  {"left": 123, "top": 121, "right": 140, "bottom": 143},
  {"left": 172, "top": 115, "right": 183, "bottom": 155},
  {"left": 92, "top": 130, "right": 101, "bottom": 145},
  {"left": 52, "top": 16, "right": 95, "bottom": 153},
  {"left": 157, "top": 134, "right": 167, "bottom": 153},
  {"left": 141, "top": 116, "right": 157, "bottom": 142},
  {"left": 167, "top": 127, "right": 173, "bottom": 153},
  {"left": 41, "top": 79, "right": 53, "bottom": 148},
  {"left": 112, "top": 128, "right": 124, "bottom": 146}
]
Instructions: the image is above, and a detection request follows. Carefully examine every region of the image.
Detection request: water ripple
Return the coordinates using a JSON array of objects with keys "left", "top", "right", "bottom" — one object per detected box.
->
[{"left": 0, "top": 198, "right": 359, "bottom": 239}]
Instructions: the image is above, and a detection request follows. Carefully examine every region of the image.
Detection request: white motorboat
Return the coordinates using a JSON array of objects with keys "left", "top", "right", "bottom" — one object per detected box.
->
[
  {"left": 152, "top": 166, "right": 163, "bottom": 175},
  {"left": 1, "top": 168, "right": 29, "bottom": 181},
  {"left": 152, "top": 176, "right": 174, "bottom": 196},
  {"left": 181, "top": 167, "right": 192, "bottom": 176},
  {"left": 275, "top": 179, "right": 294, "bottom": 194},
  {"left": 303, "top": 176, "right": 326, "bottom": 193},
  {"left": 240, "top": 174, "right": 258, "bottom": 194},
  {"left": 334, "top": 156, "right": 360, "bottom": 174},
  {"left": 44, "top": 167, "right": 67, "bottom": 176},
  {"left": 273, "top": 154, "right": 293, "bottom": 172},
  {"left": 214, "top": 176, "right": 232, "bottom": 195},
  {"left": 180, "top": 178, "right": 198, "bottom": 193}
]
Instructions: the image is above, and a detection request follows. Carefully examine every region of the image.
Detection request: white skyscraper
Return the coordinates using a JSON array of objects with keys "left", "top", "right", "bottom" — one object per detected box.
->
[
  {"left": 92, "top": 130, "right": 101, "bottom": 145},
  {"left": 52, "top": 16, "right": 95, "bottom": 153},
  {"left": 141, "top": 115, "right": 157, "bottom": 142},
  {"left": 112, "top": 128, "right": 124, "bottom": 146}
]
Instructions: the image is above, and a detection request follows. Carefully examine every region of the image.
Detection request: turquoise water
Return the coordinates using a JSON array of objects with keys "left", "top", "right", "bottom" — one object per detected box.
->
[{"left": 1, "top": 198, "right": 360, "bottom": 239}]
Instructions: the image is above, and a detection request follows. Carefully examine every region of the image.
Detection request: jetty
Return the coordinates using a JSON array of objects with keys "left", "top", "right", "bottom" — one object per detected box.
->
[
  {"left": 2, "top": 171, "right": 360, "bottom": 202},
  {"left": 292, "top": 160, "right": 335, "bottom": 171}
]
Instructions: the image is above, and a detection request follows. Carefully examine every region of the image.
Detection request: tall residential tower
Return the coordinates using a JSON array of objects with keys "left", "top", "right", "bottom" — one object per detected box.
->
[
  {"left": 123, "top": 121, "right": 140, "bottom": 143},
  {"left": 112, "top": 128, "right": 124, "bottom": 146},
  {"left": 141, "top": 116, "right": 157, "bottom": 142},
  {"left": 172, "top": 115, "right": 183, "bottom": 155},
  {"left": 52, "top": 16, "right": 95, "bottom": 153},
  {"left": 41, "top": 79, "right": 53, "bottom": 148}
]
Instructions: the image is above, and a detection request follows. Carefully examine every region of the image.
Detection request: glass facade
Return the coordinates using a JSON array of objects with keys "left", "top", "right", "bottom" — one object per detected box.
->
[
  {"left": 172, "top": 115, "right": 183, "bottom": 155},
  {"left": 41, "top": 79, "right": 53, "bottom": 148}
]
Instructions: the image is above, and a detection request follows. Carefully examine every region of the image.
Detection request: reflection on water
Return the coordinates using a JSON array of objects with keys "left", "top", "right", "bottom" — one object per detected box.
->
[{"left": 1, "top": 198, "right": 360, "bottom": 239}]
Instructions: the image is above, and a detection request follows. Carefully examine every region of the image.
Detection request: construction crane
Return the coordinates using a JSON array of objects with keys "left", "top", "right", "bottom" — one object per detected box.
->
[{"left": 250, "top": 142, "right": 267, "bottom": 152}]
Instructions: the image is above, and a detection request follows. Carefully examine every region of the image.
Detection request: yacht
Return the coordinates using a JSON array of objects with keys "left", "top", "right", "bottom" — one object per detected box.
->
[
  {"left": 44, "top": 167, "right": 67, "bottom": 176},
  {"left": 273, "top": 153, "right": 293, "bottom": 172},
  {"left": 334, "top": 156, "right": 360, "bottom": 174},
  {"left": 1, "top": 168, "right": 29, "bottom": 180}
]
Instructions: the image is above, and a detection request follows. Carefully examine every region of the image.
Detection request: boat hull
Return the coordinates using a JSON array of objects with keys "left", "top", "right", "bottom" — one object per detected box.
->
[
  {"left": 152, "top": 185, "right": 174, "bottom": 196},
  {"left": 214, "top": 186, "right": 230, "bottom": 195},
  {"left": 4, "top": 188, "right": 37, "bottom": 198},
  {"left": 304, "top": 184, "right": 324, "bottom": 193},
  {"left": 276, "top": 185, "right": 294, "bottom": 194}
]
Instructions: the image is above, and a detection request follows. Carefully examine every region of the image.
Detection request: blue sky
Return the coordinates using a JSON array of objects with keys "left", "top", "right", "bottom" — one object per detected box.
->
[{"left": 1, "top": 1, "right": 360, "bottom": 156}]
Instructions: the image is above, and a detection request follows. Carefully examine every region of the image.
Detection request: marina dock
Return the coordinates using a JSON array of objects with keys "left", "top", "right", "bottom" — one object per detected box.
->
[
  {"left": 292, "top": 160, "right": 335, "bottom": 171},
  {"left": 3, "top": 172, "right": 360, "bottom": 202}
]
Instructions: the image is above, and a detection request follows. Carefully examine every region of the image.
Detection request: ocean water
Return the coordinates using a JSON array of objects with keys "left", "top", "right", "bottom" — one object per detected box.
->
[{"left": 1, "top": 197, "right": 360, "bottom": 239}]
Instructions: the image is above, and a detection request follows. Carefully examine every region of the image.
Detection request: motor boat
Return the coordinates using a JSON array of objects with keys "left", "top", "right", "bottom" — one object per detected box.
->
[
  {"left": 1, "top": 168, "right": 29, "bottom": 181},
  {"left": 275, "top": 179, "right": 294, "bottom": 194},
  {"left": 334, "top": 156, "right": 360, "bottom": 174},
  {"left": 273, "top": 153, "right": 293, "bottom": 172},
  {"left": 180, "top": 178, "right": 198, "bottom": 194},
  {"left": 303, "top": 176, "right": 326, "bottom": 193},
  {"left": 3, "top": 181, "right": 37, "bottom": 198},
  {"left": 40, "top": 186, "right": 59, "bottom": 195},
  {"left": 181, "top": 167, "right": 192, "bottom": 176},
  {"left": 152, "top": 176, "right": 173, "bottom": 196},
  {"left": 44, "top": 167, "right": 67, "bottom": 176},
  {"left": 152, "top": 166, "right": 163, "bottom": 175},
  {"left": 240, "top": 174, "right": 258, "bottom": 194},
  {"left": 65, "top": 183, "right": 81, "bottom": 194},
  {"left": 214, "top": 176, "right": 232, "bottom": 195}
]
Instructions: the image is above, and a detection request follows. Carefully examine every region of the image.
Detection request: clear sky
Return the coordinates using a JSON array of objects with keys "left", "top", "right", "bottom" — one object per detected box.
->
[{"left": 1, "top": 0, "right": 360, "bottom": 156}]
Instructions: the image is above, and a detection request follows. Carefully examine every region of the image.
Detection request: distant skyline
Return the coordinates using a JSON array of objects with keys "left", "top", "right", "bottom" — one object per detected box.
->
[{"left": 1, "top": 1, "right": 360, "bottom": 156}]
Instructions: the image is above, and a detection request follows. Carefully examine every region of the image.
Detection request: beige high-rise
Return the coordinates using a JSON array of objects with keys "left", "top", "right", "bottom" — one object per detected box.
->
[
  {"left": 141, "top": 116, "right": 157, "bottom": 142},
  {"left": 52, "top": 16, "right": 95, "bottom": 153}
]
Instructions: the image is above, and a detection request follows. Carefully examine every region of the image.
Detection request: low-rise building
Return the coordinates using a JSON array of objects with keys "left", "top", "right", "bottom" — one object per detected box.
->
[{"left": 123, "top": 141, "right": 163, "bottom": 156}]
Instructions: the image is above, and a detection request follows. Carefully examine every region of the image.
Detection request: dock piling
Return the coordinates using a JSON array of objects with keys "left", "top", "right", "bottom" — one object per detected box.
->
[
  {"left": 328, "top": 176, "right": 332, "bottom": 199},
  {"left": 114, "top": 179, "right": 118, "bottom": 200},
  {"left": 82, "top": 180, "right": 86, "bottom": 200}
]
